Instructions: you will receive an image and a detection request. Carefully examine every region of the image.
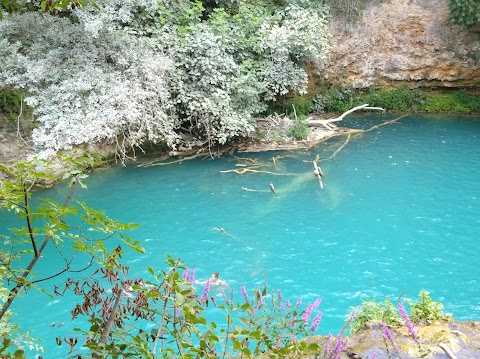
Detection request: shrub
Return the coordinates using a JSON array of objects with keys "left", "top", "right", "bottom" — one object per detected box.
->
[
  {"left": 407, "top": 290, "right": 453, "bottom": 325},
  {"left": 349, "top": 291, "right": 453, "bottom": 334},
  {"left": 288, "top": 113, "right": 309, "bottom": 140},
  {"left": 447, "top": 0, "right": 480, "bottom": 28},
  {"left": 0, "top": 86, "right": 32, "bottom": 124},
  {"left": 360, "top": 86, "right": 425, "bottom": 111},
  {"left": 311, "top": 85, "right": 354, "bottom": 113},
  {"left": 349, "top": 297, "right": 403, "bottom": 334}
]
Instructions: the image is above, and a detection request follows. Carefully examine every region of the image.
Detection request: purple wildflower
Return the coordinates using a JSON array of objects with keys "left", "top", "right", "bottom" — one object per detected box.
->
[
  {"left": 285, "top": 299, "right": 292, "bottom": 308},
  {"left": 241, "top": 285, "right": 249, "bottom": 302},
  {"left": 398, "top": 302, "right": 418, "bottom": 341},
  {"left": 323, "top": 332, "right": 332, "bottom": 356},
  {"left": 189, "top": 267, "right": 195, "bottom": 286},
  {"left": 310, "top": 311, "right": 323, "bottom": 332},
  {"left": 174, "top": 306, "right": 181, "bottom": 318},
  {"left": 182, "top": 268, "right": 189, "bottom": 280},
  {"left": 277, "top": 290, "right": 282, "bottom": 304},
  {"left": 333, "top": 334, "right": 346, "bottom": 353},
  {"left": 302, "top": 304, "right": 313, "bottom": 326},
  {"left": 311, "top": 297, "right": 322, "bottom": 311},
  {"left": 381, "top": 321, "right": 393, "bottom": 341},
  {"left": 295, "top": 298, "right": 302, "bottom": 309},
  {"left": 200, "top": 280, "right": 210, "bottom": 302}
]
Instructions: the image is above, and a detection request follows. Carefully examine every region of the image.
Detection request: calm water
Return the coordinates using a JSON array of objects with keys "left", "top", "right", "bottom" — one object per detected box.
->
[{"left": 2, "top": 113, "right": 480, "bottom": 357}]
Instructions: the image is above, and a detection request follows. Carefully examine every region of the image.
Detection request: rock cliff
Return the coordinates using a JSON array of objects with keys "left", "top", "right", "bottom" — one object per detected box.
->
[{"left": 316, "top": 0, "right": 480, "bottom": 89}]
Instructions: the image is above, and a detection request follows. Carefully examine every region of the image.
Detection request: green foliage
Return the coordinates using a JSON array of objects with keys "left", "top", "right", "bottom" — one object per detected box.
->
[
  {"left": 0, "top": 86, "right": 32, "bottom": 125},
  {"left": 407, "top": 290, "right": 453, "bottom": 325},
  {"left": 349, "top": 297, "right": 403, "bottom": 334},
  {"left": 311, "top": 84, "right": 354, "bottom": 113},
  {"left": 0, "top": 0, "right": 98, "bottom": 19},
  {"left": 417, "top": 90, "right": 480, "bottom": 113},
  {"left": 0, "top": 157, "right": 139, "bottom": 355},
  {"left": 447, "top": 0, "right": 480, "bottom": 28},
  {"left": 0, "top": 0, "right": 331, "bottom": 159},
  {"left": 349, "top": 291, "right": 453, "bottom": 334},
  {"left": 311, "top": 86, "right": 480, "bottom": 114},
  {"left": 359, "top": 86, "right": 425, "bottom": 111},
  {"left": 61, "top": 254, "right": 325, "bottom": 358},
  {"left": 285, "top": 95, "right": 314, "bottom": 117},
  {"left": 288, "top": 113, "right": 309, "bottom": 140}
]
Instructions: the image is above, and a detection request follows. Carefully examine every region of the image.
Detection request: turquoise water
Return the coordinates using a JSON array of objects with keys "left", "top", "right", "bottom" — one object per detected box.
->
[{"left": 2, "top": 114, "right": 480, "bottom": 357}]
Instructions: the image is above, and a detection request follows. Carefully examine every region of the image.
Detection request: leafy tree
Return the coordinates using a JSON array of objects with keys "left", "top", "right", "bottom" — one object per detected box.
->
[
  {"left": 447, "top": 0, "right": 480, "bottom": 28},
  {"left": 0, "top": 157, "right": 141, "bottom": 356}
]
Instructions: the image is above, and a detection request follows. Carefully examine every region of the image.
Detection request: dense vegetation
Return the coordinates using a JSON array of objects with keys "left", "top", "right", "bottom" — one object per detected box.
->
[
  {"left": 1, "top": 0, "right": 479, "bottom": 158},
  {"left": 447, "top": 0, "right": 480, "bottom": 28},
  {"left": 0, "top": 0, "right": 330, "bottom": 161},
  {"left": 284, "top": 86, "right": 480, "bottom": 118}
]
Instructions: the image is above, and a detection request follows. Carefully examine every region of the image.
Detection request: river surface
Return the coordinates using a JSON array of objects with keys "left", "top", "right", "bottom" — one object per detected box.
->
[{"left": 2, "top": 113, "right": 480, "bottom": 357}]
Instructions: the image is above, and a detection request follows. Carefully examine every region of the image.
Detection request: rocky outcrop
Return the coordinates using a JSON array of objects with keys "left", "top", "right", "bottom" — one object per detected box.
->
[{"left": 316, "top": 0, "right": 480, "bottom": 88}]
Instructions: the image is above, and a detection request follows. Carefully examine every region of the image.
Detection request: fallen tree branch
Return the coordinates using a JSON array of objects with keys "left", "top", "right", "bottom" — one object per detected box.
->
[
  {"left": 220, "top": 168, "right": 294, "bottom": 176},
  {"left": 241, "top": 187, "right": 270, "bottom": 193},
  {"left": 307, "top": 104, "right": 385, "bottom": 129}
]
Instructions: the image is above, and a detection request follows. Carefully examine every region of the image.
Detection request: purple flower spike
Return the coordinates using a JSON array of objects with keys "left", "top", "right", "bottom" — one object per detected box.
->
[
  {"left": 381, "top": 321, "right": 393, "bottom": 340},
  {"left": 285, "top": 299, "right": 291, "bottom": 308},
  {"left": 398, "top": 302, "right": 418, "bottom": 340},
  {"left": 189, "top": 267, "right": 195, "bottom": 286},
  {"left": 295, "top": 298, "right": 302, "bottom": 309},
  {"left": 311, "top": 297, "right": 322, "bottom": 311},
  {"left": 323, "top": 332, "right": 332, "bottom": 356},
  {"left": 200, "top": 280, "right": 210, "bottom": 302},
  {"left": 302, "top": 304, "right": 313, "bottom": 326},
  {"left": 241, "top": 285, "right": 249, "bottom": 302},
  {"left": 333, "top": 334, "right": 346, "bottom": 353},
  {"left": 310, "top": 311, "right": 323, "bottom": 332},
  {"left": 277, "top": 290, "right": 282, "bottom": 304},
  {"left": 182, "top": 268, "right": 189, "bottom": 280},
  {"left": 174, "top": 306, "right": 181, "bottom": 318}
]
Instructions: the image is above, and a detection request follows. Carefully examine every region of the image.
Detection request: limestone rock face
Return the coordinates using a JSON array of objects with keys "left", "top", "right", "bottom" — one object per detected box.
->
[{"left": 317, "top": 0, "right": 480, "bottom": 88}]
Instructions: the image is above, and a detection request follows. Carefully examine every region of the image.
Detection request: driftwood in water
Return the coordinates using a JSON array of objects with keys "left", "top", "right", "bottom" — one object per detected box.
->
[
  {"left": 307, "top": 104, "right": 385, "bottom": 130},
  {"left": 220, "top": 168, "right": 288, "bottom": 176},
  {"left": 241, "top": 187, "right": 271, "bottom": 193},
  {"left": 312, "top": 160, "right": 324, "bottom": 189}
]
